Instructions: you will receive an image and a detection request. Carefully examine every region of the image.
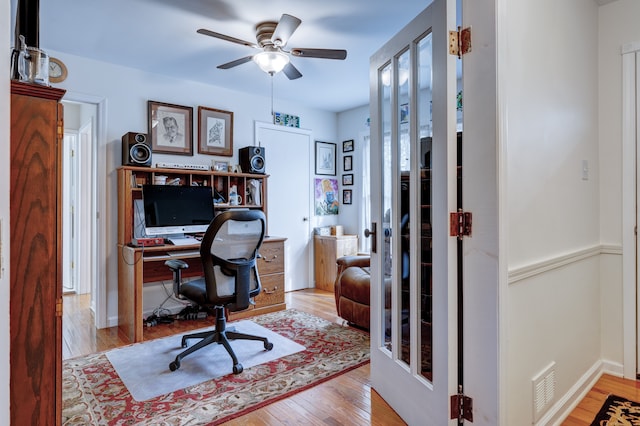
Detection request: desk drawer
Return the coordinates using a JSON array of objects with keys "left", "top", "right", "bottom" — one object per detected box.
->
[
  {"left": 255, "top": 273, "right": 284, "bottom": 307},
  {"left": 258, "top": 242, "right": 284, "bottom": 275}
]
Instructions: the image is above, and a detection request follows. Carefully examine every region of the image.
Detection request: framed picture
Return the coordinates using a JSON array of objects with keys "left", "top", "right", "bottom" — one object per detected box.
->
[
  {"left": 213, "top": 161, "right": 228, "bottom": 172},
  {"left": 148, "top": 101, "right": 193, "bottom": 155},
  {"left": 343, "top": 155, "right": 353, "bottom": 171},
  {"left": 342, "top": 139, "right": 354, "bottom": 152},
  {"left": 343, "top": 189, "right": 352, "bottom": 205},
  {"left": 314, "top": 178, "right": 339, "bottom": 215},
  {"left": 342, "top": 174, "right": 354, "bottom": 186},
  {"left": 315, "top": 141, "right": 337, "bottom": 176},
  {"left": 400, "top": 103, "right": 409, "bottom": 123},
  {"left": 198, "top": 106, "right": 233, "bottom": 156}
]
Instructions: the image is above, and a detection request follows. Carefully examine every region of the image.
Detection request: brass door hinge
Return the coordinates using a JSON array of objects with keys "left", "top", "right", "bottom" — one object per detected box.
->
[
  {"left": 450, "top": 210, "right": 472, "bottom": 240},
  {"left": 451, "top": 391, "right": 473, "bottom": 422},
  {"left": 449, "top": 26, "right": 472, "bottom": 58},
  {"left": 56, "top": 298, "right": 63, "bottom": 317}
]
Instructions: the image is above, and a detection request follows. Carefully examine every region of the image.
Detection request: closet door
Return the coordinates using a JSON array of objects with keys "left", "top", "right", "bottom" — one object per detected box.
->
[{"left": 10, "top": 81, "right": 65, "bottom": 425}]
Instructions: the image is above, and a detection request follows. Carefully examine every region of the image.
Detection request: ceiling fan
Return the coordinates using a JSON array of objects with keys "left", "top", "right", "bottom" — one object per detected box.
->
[{"left": 197, "top": 14, "right": 347, "bottom": 80}]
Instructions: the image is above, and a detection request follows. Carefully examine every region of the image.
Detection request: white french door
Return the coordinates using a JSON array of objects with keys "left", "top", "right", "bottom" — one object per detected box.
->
[{"left": 369, "top": 1, "right": 459, "bottom": 424}]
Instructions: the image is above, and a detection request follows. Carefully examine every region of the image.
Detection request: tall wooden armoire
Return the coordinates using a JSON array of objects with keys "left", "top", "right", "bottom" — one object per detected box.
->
[{"left": 10, "top": 81, "right": 65, "bottom": 425}]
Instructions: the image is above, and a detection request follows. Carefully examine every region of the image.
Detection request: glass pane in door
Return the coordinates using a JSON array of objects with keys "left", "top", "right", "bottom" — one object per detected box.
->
[
  {"left": 417, "top": 33, "right": 433, "bottom": 381},
  {"left": 380, "top": 62, "right": 392, "bottom": 352},
  {"left": 397, "top": 49, "right": 411, "bottom": 367}
]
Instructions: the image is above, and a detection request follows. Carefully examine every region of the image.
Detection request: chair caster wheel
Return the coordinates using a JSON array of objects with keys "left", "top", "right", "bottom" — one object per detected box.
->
[
  {"left": 264, "top": 341, "right": 274, "bottom": 351},
  {"left": 233, "top": 363, "right": 243, "bottom": 374},
  {"left": 169, "top": 360, "right": 180, "bottom": 371}
]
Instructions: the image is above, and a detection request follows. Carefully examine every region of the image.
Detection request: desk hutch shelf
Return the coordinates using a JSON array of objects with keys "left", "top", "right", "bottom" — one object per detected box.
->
[{"left": 117, "top": 166, "right": 270, "bottom": 245}]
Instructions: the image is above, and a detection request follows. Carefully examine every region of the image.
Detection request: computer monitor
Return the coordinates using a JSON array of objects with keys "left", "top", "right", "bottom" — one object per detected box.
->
[{"left": 141, "top": 185, "right": 214, "bottom": 236}]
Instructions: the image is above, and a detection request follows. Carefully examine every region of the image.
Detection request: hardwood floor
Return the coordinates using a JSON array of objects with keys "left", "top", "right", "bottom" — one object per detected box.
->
[
  {"left": 62, "top": 289, "right": 405, "bottom": 425},
  {"left": 561, "top": 374, "right": 640, "bottom": 425},
  {"left": 63, "top": 290, "right": 640, "bottom": 425}
]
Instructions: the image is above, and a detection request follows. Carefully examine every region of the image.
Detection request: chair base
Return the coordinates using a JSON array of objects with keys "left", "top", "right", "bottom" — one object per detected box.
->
[{"left": 169, "top": 306, "right": 273, "bottom": 374}]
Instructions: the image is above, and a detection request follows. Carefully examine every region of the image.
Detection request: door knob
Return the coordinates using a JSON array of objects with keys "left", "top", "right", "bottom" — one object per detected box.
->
[
  {"left": 364, "top": 222, "right": 377, "bottom": 253},
  {"left": 303, "top": 217, "right": 309, "bottom": 222}
]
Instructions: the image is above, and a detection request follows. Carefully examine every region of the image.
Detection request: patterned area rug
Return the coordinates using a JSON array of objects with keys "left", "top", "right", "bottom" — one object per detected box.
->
[
  {"left": 591, "top": 394, "right": 640, "bottom": 425},
  {"left": 62, "top": 309, "right": 370, "bottom": 425}
]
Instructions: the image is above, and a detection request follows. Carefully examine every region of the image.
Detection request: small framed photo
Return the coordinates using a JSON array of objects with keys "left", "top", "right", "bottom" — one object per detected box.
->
[
  {"left": 148, "top": 100, "right": 193, "bottom": 155},
  {"left": 198, "top": 106, "right": 234, "bottom": 156},
  {"left": 343, "top": 189, "right": 352, "bottom": 205},
  {"left": 343, "top": 155, "right": 353, "bottom": 171},
  {"left": 400, "top": 103, "right": 409, "bottom": 123},
  {"left": 315, "top": 141, "right": 337, "bottom": 176},
  {"left": 213, "top": 161, "right": 229, "bottom": 172},
  {"left": 342, "top": 173, "right": 354, "bottom": 186},
  {"left": 342, "top": 139, "right": 354, "bottom": 152}
]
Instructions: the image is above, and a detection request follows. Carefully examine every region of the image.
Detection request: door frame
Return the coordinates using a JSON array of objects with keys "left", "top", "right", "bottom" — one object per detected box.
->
[
  {"left": 622, "top": 40, "right": 640, "bottom": 379},
  {"left": 62, "top": 92, "right": 108, "bottom": 328}
]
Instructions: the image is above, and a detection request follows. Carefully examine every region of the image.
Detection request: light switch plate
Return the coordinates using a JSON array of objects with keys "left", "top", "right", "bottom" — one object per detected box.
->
[{"left": 582, "top": 160, "right": 589, "bottom": 180}]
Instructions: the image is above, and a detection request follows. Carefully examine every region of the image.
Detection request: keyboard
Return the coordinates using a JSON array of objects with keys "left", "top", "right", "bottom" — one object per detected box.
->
[{"left": 168, "top": 236, "right": 199, "bottom": 246}]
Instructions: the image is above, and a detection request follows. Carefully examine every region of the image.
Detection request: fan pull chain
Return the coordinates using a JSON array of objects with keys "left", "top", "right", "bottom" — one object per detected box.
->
[{"left": 270, "top": 73, "right": 275, "bottom": 123}]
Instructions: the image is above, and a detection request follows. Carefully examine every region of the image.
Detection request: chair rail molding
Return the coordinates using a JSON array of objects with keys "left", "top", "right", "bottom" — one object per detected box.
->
[{"left": 508, "top": 244, "right": 621, "bottom": 285}]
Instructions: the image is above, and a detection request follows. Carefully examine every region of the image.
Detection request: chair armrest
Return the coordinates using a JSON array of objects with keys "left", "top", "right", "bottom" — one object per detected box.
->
[
  {"left": 336, "top": 255, "right": 370, "bottom": 278},
  {"left": 337, "top": 255, "right": 370, "bottom": 269},
  {"left": 165, "top": 259, "right": 189, "bottom": 271}
]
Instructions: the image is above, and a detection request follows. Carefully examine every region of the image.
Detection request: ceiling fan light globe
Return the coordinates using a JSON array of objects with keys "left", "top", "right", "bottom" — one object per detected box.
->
[{"left": 253, "top": 51, "right": 290, "bottom": 74}]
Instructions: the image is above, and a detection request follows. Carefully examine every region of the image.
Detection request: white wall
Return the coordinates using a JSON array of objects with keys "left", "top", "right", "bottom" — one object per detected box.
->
[
  {"left": 502, "top": 0, "right": 601, "bottom": 424},
  {"left": 1, "top": 0, "right": 11, "bottom": 422},
  {"left": 47, "top": 50, "right": 338, "bottom": 324},
  {"left": 598, "top": 0, "right": 640, "bottom": 244},
  {"left": 598, "top": 0, "right": 640, "bottom": 366},
  {"left": 337, "top": 104, "right": 369, "bottom": 239}
]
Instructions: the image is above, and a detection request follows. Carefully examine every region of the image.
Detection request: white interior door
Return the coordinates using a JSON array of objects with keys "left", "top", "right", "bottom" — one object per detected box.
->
[
  {"left": 255, "top": 122, "right": 313, "bottom": 291},
  {"left": 62, "top": 132, "right": 79, "bottom": 293},
  {"left": 77, "top": 120, "right": 93, "bottom": 295},
  {"left": 369, "top": 1, "right": 459, "bottom": 424}
]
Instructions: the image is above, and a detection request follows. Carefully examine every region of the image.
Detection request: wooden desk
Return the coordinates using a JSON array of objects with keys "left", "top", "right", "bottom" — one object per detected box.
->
[
  {"left": 118, "top": 237, "right": 286, "bottom": 343},
  {"left": 314, "top": 234, "right": 358, "bottom": 292}
]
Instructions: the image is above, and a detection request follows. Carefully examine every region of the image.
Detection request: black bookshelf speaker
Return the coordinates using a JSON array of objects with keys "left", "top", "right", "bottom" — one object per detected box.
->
[
  {"left": 239, "top": 146, "right": 266, "bottom": 174},
  {"left": 122, "top": 132, "right": 152, "bottom": 167}
]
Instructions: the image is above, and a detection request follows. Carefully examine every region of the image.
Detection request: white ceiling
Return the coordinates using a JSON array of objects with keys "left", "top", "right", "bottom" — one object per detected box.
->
[{"left": 23, "top": 0, "right": 430, "bottom": 112}]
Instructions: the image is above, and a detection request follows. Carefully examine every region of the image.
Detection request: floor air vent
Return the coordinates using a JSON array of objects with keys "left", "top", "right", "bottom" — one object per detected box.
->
[{"left": 532, "top": 362, "right": 556, "bottom": 423}]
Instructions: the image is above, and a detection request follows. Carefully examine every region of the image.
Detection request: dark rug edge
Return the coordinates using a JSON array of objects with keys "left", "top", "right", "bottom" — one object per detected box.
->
[
  {"left": 590, "top": 394, "right": 639, "bottom": 426},
  {"left": 212, "top": 358, "right": 371, "bottom": 425}
]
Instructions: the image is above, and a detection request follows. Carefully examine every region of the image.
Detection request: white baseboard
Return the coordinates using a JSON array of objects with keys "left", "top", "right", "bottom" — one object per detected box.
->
[{"left": 537, "top": 359, "right": 624, "bottom": 425}]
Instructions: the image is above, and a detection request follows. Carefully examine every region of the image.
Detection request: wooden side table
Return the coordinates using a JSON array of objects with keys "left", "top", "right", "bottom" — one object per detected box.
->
[{"left": 314, "top": 234, "right": 358, "bottom": 292}]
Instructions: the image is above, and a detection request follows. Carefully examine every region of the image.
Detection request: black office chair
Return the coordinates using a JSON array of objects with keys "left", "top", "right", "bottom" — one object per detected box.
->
[{"left": 165, "top": 210, "right": 273, "bottom": 374}]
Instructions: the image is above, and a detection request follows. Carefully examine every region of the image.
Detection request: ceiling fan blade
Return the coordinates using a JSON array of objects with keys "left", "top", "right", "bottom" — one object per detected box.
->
[
  {"left": 217, "top": 56, "right": 254, "bottom": 69},
  {"left": 283, "top": 62, "right": 303, "bottom": 80},
  {"left": 197, "top": 28, "right": 258, "bottom": 49},
  {"left": 271, "top": 14, "right": 302, "bottom": 47},
  {"left": 291, "top": 48, "right": 347, "bottom": 60}
]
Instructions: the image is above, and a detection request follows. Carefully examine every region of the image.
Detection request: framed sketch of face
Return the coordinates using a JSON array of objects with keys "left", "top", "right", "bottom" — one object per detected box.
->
[
  {"left": 198, "top": 106, "right": 234, "bottom": 156},
  {"left": 148, "top": 100, "right": 193, "bottom": 155}
]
